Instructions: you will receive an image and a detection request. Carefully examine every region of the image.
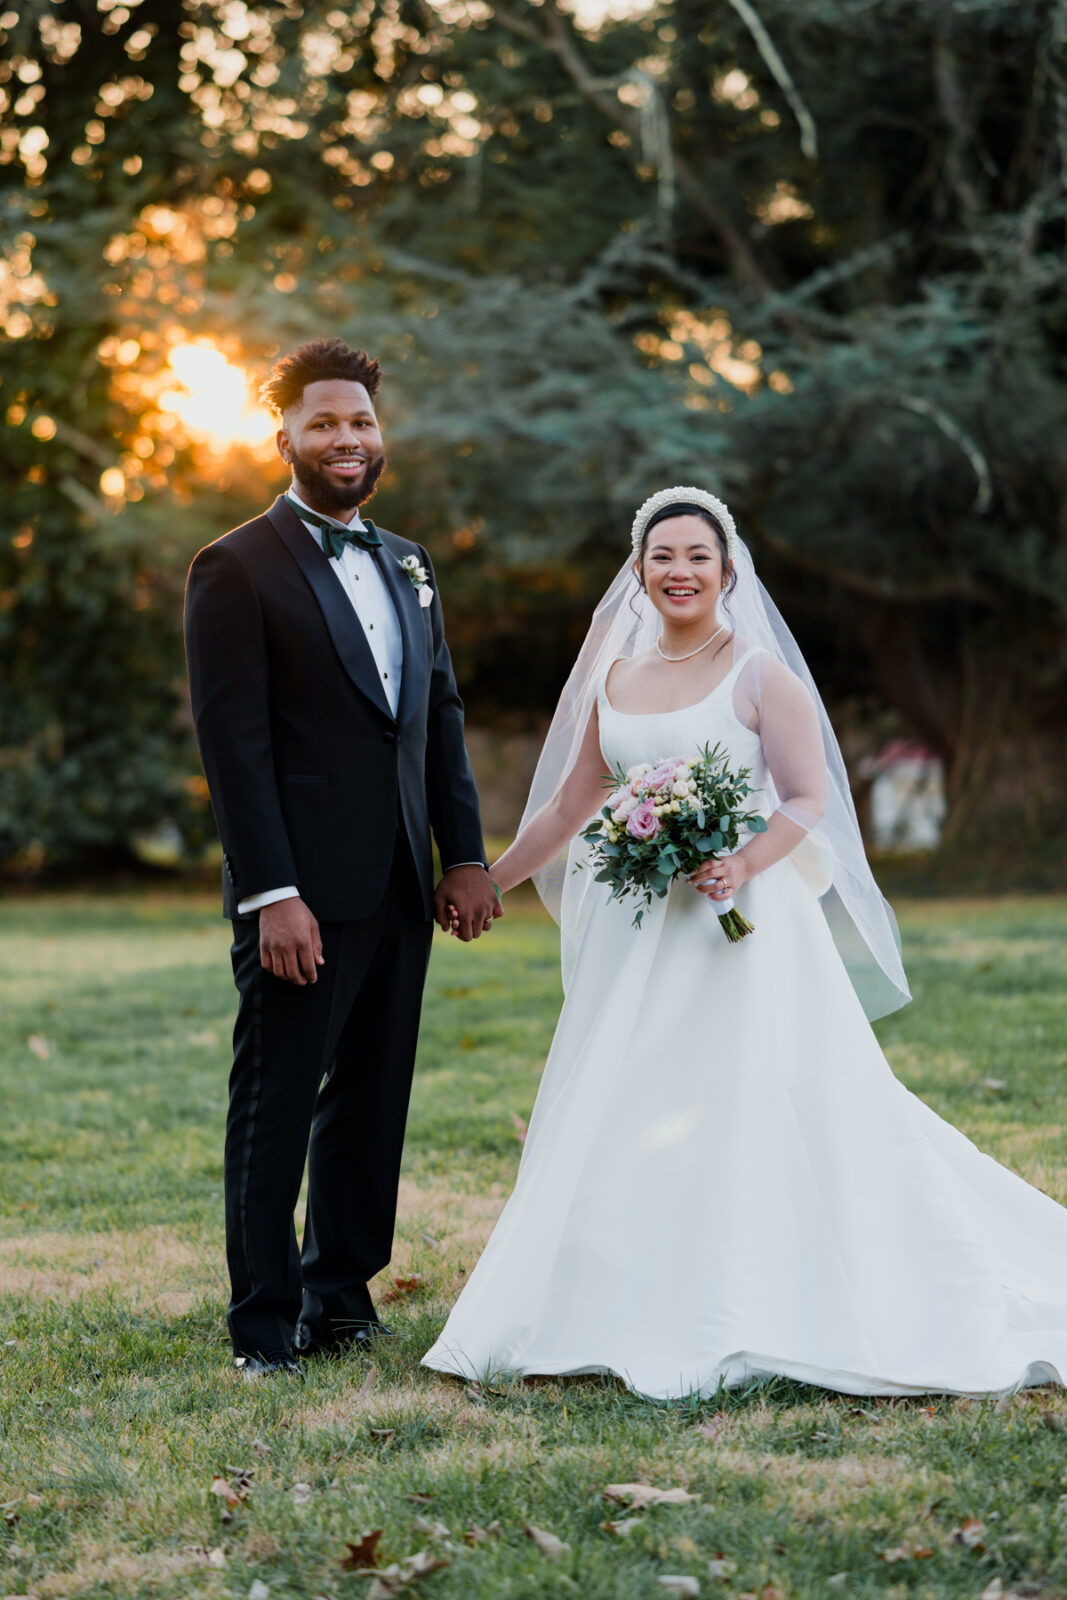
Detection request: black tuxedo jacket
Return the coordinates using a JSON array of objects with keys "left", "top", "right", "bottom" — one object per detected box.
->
[{"left": 184, "top": 495, "right": 485, "bottom": 921}]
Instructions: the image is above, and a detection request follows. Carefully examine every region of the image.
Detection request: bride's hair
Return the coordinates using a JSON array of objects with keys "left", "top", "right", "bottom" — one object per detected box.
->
[{"left": 633, "top": 503, "right": 739, "bottom": 612}]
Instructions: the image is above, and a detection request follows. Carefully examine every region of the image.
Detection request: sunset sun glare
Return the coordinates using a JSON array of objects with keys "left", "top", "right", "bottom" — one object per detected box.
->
[{"left": 159, "top": 341, "right": 275, "bottom": 450}]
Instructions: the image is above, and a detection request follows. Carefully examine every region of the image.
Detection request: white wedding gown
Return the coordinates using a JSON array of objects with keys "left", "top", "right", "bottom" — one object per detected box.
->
[{"left": 423, "top": 650, "right": 1067, "bottom": 1398}]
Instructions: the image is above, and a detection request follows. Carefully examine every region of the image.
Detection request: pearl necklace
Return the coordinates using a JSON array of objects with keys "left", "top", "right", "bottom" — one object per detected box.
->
[{"left": 655, "top": 623, "right": 728, "bottom": 663}]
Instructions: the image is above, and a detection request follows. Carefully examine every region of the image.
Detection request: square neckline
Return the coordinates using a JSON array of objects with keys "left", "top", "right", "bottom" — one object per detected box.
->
[{"left": 600, "top": 643, "right": 759, "bottom": 718}]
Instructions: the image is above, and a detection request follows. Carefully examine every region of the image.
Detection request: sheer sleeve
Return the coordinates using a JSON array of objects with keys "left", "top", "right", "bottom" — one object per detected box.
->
[
  {"left": 738, "top": 651, "right": 826, "bottom": 833},
  {"left": 734, "top": 650, "right": 833, "bottom": 894}
]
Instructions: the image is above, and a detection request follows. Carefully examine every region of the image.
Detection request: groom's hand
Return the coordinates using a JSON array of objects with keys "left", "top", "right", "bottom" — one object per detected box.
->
[
  {"left": 259, "top": 897, "right": 324, "bottom": 985},
  {"left": 434, "top": 865, "right": 502, "bottom": 942}
]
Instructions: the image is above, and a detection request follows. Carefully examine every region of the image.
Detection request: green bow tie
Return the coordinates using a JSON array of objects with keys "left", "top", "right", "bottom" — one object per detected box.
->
[{"left": 285, "top": 494, "right": 382, "bottom": 559}]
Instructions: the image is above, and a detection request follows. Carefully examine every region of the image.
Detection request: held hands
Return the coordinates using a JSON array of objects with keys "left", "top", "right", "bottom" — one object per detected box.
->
[
  {"left": 688, "top": 851, "right": 751, "bottom": 902},
  {"left": 259, "top": 897, "right": 324, "bottom": 985},
  {"left": 434, "top": 864, "right": 502, "bottom": 942}
]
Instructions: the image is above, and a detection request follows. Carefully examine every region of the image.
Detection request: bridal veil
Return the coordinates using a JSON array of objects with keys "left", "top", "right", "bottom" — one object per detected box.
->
[{"left": 518, "top": 518, "right": 911, "bottom": 1021}]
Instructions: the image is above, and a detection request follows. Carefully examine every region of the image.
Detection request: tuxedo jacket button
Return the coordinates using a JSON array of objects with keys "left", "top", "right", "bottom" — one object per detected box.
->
[{"left": 383, "top": 730, "right": 397, "bottom": 744}]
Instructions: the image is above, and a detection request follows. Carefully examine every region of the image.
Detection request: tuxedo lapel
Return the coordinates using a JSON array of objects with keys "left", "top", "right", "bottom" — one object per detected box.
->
[
  {"left": 376, "top": 531, "right": 429, "bottom": 730},
  {"left": 266, "top": 496, "right": 394, "bottom": 722}
]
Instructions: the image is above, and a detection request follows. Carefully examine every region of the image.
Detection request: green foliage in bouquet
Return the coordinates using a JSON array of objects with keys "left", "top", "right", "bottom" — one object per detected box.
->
[{"left": 579, "top": 744, "right": 768, "bottom": 941}]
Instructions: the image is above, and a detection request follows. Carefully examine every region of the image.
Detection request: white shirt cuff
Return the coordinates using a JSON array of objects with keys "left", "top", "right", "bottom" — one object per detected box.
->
[
  {"left": 443, "top": 861, "right": 487, "bottom": 872},
  {"left": 237, "top": 885, "right": 300, "bottom": 914}
]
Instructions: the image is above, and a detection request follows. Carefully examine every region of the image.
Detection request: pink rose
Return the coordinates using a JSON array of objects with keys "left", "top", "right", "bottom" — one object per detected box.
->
[
  {"left": 647, "top": 759, "right": 685, "bottom": 792},
  {"left": 626, "top": 801, "right": 660, "bottom": 841},
  {"left": 606, "top": 785, "right": 631, "bottom": 810}
]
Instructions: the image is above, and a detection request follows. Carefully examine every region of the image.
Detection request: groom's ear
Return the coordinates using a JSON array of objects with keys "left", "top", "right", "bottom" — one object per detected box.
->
[{"left": 276, "top": 425, "right": 291, "bottom": 465}]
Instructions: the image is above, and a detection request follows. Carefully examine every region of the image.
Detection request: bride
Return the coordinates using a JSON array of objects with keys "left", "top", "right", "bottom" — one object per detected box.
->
[{"left": 423, "top": 487, "right": 1067, "bottom": 1400}]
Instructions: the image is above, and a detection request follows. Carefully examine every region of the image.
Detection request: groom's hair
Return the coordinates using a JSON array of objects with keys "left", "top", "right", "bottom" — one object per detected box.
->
[{"left": 260, "top": 338, "right": 383, "bottom": 416}]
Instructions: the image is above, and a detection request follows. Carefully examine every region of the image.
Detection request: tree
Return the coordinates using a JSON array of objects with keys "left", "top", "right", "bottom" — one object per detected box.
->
[{"left": 2, "top": 0, "right": 1063, "bottom": 865}]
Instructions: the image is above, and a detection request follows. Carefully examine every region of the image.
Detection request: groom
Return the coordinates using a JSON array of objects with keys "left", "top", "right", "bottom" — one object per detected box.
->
[{"left": 184, "top": 337, "right": 500, "bottom": 1375}]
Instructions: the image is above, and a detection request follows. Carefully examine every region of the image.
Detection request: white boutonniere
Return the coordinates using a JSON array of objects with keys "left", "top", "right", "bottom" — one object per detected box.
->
[{"left": 399, "top": 553, "right": 434, "bottom": 608}]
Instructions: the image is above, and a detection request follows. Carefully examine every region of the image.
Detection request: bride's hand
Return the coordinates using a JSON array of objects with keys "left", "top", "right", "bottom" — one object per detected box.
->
[{"left": 688, "top": 852, "right": 751, "bottom": 901}]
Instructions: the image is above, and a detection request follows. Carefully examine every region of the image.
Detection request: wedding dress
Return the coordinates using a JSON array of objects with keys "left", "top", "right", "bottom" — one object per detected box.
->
[{"left": 423, "top": 646, "right": 1067, "bottom": 1399}]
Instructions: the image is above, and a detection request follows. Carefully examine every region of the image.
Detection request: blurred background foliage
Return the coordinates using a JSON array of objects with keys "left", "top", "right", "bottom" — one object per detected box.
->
[{"left": 0, "top": 0, "right": 1064, "bottom": 873}]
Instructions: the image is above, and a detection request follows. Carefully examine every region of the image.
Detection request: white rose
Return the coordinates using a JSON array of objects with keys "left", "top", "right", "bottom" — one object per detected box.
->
[
  {"left": 626, "top": 762, "right": 652, "bottom": 780},
  {"left": 670, "top": 799, "right": 682, "bottom": 813},
  {"left": 671, "top": 780, "right": 689, "bottom": 798},
  {"left": 688, "top": 779, "right": 698, "bottom": 793}
]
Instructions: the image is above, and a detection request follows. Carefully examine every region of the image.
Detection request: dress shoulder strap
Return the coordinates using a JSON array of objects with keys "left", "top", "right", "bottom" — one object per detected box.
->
[{"left": 726, "top": 644, "right": 765, "bottom": 680}]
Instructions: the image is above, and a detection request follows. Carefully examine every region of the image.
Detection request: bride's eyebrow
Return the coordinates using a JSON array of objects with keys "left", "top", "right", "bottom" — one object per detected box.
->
[{"left": 649, "top": 542, "right": 714, "bottom": 554}]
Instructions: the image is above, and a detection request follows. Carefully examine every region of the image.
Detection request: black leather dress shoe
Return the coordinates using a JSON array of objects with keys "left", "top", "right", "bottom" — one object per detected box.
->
[
  {"left": 234, "top": 1351, "right": 303, "bottom": 1379},
  {"left": 293, "top": 1320, "right": 394, "bottom": 1359}
]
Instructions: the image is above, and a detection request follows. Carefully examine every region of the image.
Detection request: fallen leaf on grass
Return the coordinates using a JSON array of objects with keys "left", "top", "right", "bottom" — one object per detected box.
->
[
  {"left": 979, "top": 1077, "right": 1006, "bottom": 1091},
  {"left": 604, "top": 1484, "right": 699, "bottom": 1509},
  {"left": 511, "top": 1112, "right": 528, "bottom": 1145},
  {"left": 526, "top": 1524, "right": 570, "bottom": 1559},
  {"left": 706, "top": 1557, "right": 736, "bottom": 1579},
  {"left": 825, "top": 1577, "right": 848, "bottom": 1591},
  {"left": 695, "top": 1414, "right": 728, "bottom": 1441},
  {"left": 980, "top": 1582, "right": 1004, "bottom": 1600},
  {"left": 464, "top": 1521, "right": 502, "bottom": 1545},
  {"left": 249, "top": 1582, "right": 269, "bottom": 1600},
  {"left": 659, "top": 1579, "right": 700, "bottom": 1597},
  {"left": 602, "top": 1518, "right": 643, "bottom": 1537},
  {"left": 407, "top": 1492, "right": 435, "bottom": 1505},
  {"left": 292, "top": 1482, "right": 313, "bottom": 1506},
  {"left": 189, "top": 1545, "right": 226, "bottom": 1568},
  {"left": 412, "top": 1516, "right": 451, "bottom": 1541},
  {"left": 380, "top": 1274, "right": 424, "bottom": 1304},
  {"left": 210, "top": 1475, "right": 247, "bottom": 1523},
  {"left": 1043, "top": 1410, "right": 1065, "bottom": 1431},
  {"left": 993, "top": 1392, "right": 1016, "bottom": 1415},
  {"left": 879, "top": 1540, "right": 934, "bottom": 1562},
  {"left": 369, "top": 1428, "right": 396, "bottom": 1444},
  {"left": 252, "top": 1439, "right": 271, "bottom": 1457},
  {"left": 419, "top": 1231, "right": 441, "bottom": 1250},
  {"left": 362, "top": 1550, "right": 451, "bottom": 1598},
  {"left": 27, "top": 1034, "right": 51, "bottom": 1059},
  {"left": 341, "top": 1530, "right": 384, "bottom": 1570},
  {"left": 2, "top": 1500, "right": 20, "bottom": 1524},
  {"left": 950, "top": 1517, "right": 986, "bottom": 1550}
]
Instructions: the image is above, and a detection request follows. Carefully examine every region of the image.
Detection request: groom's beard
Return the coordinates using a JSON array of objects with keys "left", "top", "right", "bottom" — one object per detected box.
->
[{"left": 289, "top": 445, "right": 387, "bottom": 514}]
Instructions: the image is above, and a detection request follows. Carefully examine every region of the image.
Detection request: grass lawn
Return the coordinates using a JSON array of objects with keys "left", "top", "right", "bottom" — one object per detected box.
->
[{"left": 2, "top": 890, "right": 1067, "bottom": 1599}]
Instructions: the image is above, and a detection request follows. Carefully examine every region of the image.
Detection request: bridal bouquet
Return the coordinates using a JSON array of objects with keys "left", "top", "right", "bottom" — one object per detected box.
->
[{"left": 579, "top": 744, "right": 767, "bottom": 941}]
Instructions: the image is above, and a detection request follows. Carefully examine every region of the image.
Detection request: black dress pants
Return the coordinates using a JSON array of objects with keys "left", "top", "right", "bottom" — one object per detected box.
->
[{"left": 224, "top": 835, "right": 433, "bottom": 1358}]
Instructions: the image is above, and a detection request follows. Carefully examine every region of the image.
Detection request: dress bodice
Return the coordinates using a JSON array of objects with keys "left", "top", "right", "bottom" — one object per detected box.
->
[{"left": 597, "top": 647, "right": 767, "bottom": 790}]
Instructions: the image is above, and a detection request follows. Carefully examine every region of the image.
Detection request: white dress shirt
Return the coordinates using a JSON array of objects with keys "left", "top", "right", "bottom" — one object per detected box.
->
[{"left": 238, "top": 486, "right": 481, "bottom": 914}]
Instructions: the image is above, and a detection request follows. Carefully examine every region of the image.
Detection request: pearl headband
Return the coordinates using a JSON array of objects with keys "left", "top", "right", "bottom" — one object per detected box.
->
[{"left": 630, "top": 486, "right": 739, "bottom": 559}]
